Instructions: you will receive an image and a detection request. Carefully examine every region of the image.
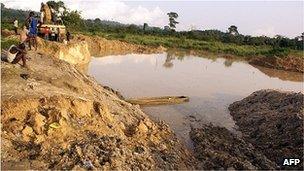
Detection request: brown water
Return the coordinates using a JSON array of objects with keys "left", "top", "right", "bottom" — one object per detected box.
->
[{"left": 89, "top": 53, "right": 303, "bottom": 147}]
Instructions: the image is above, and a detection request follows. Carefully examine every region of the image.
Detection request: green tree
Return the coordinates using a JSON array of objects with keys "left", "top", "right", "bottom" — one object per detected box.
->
[
  {"left": 46, "top": 1, "right": 66, "bottom": 14},
  {"left": 143, "top": 23, "right": 148, "bottom": 31},
  {"left": 300, "top": 32, "right": 304, "bottom": 41},
  {"left": 94, "top": 18, "right": 101, "bottom": 23},
  {"left": 62, "top": 10, "right": 84, "bottom": 31},
  {"left": 295, "top": 33, "right": 304, "bottom": 50},
  {"left": 167, "top": 12, "right": 179, "bottom": 31},
  {"left": 228, "top": 25, "right": 238, "bottom": 35}
]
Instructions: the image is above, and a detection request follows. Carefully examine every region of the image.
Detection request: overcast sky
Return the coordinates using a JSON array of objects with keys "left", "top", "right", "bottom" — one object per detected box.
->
[{"left": 3, "top": 0, "right": 303, "bottom": 38}]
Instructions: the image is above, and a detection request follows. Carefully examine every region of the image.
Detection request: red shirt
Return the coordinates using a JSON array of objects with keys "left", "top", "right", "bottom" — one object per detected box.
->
[{"left": 44, "top": 28, "right": 50, "bottom": 34}]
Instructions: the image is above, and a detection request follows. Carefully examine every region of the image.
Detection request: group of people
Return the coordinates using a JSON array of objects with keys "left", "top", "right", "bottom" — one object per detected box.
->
[
  {"left": 7, "top": 5, "right": 73, "bottom": 68},
  {"left": 13, "top": 11, "right": 39, "bottom": 49}
]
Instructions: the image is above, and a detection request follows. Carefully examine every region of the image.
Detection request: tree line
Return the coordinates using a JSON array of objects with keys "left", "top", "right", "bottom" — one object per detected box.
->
[{"left": 1, "top": 1, "right": 303, "bottom": 51}]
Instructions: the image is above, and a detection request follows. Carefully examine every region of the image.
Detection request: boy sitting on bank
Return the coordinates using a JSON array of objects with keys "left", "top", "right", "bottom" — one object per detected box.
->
[{"left": 4, "top": 43, "right": 28, "bottom": 68}]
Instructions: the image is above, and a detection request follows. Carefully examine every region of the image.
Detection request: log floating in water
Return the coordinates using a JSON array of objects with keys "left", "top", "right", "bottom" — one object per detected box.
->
[{"left": 126, "top": 96, "right": 189, "bottom": 106}]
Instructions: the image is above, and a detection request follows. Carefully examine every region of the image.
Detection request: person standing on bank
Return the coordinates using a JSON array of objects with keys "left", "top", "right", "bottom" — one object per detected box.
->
[
  {"left": 13, "top": 18, "right": 18, "bottom": 35},
  {"left": 26, "top": 12, "right": 38, "bottom": 50}
]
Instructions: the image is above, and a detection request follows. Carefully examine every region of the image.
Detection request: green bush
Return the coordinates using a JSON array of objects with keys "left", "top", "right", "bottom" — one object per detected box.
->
[
  {"left": 1, "top": 37, "right": 19, "bottom": 50},
  {"left": 108, "top": 33, "right": 126, "bottom": 40},
  {"left": 266, "top": 47, "right": 290, "bottom": 57}
]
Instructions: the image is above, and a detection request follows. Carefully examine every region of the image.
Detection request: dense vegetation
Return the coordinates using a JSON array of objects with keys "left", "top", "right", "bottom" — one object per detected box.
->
[{"left": 1, "top": 1, "right": 303, "bottom": 57}]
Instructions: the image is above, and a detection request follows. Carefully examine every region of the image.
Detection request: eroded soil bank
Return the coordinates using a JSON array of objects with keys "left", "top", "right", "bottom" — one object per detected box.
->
[
  {"left": 1, "top": 51, "right": 196, "bottom": 170},
  {"left": 190, "top": 124, "right": 277, "bottom": 170},
  {"left": 229, "top": 90, "right": 304, "bottom": 170},
  {"left": 190, "top": 90, "right": 303, "bottom": 170},
  {"left": 249, "top": 56, "right": 304, "bottom": 73}
]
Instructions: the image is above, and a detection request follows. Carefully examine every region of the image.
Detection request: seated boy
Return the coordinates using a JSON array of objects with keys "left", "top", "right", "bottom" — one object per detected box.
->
[{"left": 6, "top": 43, "right": 28, "bottom": 68}]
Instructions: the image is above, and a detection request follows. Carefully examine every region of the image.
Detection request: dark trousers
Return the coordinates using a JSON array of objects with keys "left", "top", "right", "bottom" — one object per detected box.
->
[
  {"left": 14, "top": 27, "right": 18, "bottom": 35},
  {"left": 11, "top": 52, "right": 26, "bottom": 66}
]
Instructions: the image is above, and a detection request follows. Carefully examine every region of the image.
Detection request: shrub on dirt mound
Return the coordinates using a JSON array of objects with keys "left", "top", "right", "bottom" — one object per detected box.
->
[
  {"left": 190, "top": 124, "right": 277, "bottom": 170},
  {"left": 229, "top": 89, "right": 304, "bottom": 170}
]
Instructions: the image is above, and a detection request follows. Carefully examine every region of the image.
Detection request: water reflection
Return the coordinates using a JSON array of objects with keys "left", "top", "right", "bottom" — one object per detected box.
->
[
  {"left": 163, "top": 50, "right": 187, "bottom": 68},
  {"left": 89, "top": 53, "right": 303, "bottom": 146},
  {"left": 163, "top": 51, "right": 174, "bottom": 68},
  {"left": 224, "top": 59, "right": 234, "bottom": 67},
  {"left": 162, "top": 49, "right": 237, "bottom": 69},
  {"left": 252, "top": 65, "right": 303, "bottom": 82}
]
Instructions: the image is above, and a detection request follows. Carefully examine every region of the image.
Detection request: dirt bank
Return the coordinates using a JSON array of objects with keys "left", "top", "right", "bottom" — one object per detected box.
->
[
  {"left": 229, "top": 90, "right": 304, "bottom": 170},
  {"left": 1, "top": 32, "right": 165, "bottom": 69},
  {"left": 34, "top": 34, "right": 165, "bottom": 68},
  {"left": 1, "top": 51, "right": 197, "bottom": 170},
  {"left": 249, "top": 56, "right": 304, "bottom": 73},
  {"left": 190, "top": 124, "right": 277, "bottom": 170},
  {"left": 75, "top": 34, "right": 166, "bottom": 57},
  {"left": 2, "top": 30, "right": 302, "bottom": 72},
  {"left": 252, "top": 65, "right": 304, "bottom": 82}
]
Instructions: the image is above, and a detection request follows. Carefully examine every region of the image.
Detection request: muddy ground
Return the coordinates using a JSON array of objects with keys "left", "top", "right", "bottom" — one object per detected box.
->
[
  {"left": 249, "top": 56, "right": 304, "bottom": 73},
  {"left": 229, "top": 90, "right": 304, "bottom": 170},
  {"left": 190, "top": 90, "right": 303, "bottom": 170},
  {"left": 1, "top": 51, "right": 197, "bottom": 170},
  {"left": 190, "top": 124, "right": 277, "bottom": 170}
]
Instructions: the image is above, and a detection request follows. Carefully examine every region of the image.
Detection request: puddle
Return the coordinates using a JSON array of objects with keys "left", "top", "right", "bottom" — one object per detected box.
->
[{"left": 89, "top": 52, "right": 303, "bottom": 148}]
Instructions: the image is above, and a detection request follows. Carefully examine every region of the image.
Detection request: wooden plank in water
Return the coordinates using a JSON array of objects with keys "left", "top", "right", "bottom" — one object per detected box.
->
[{"left": 126, "top": 96, "right": 189, "bottom": 106}]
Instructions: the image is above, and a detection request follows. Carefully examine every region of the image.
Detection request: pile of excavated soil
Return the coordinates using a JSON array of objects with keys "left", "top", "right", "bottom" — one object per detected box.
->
[
  {"left": 190, "top": 124, "right": 277, "bottom": 170},
  {"left": 229, "top": 90, "right": 304, "bottom": 170},
  {"left": 249, "top": 56, "right": 304, "bottom": 73},
  {"left": 1, "top": 51, "right": 196, "bottom": 170}
]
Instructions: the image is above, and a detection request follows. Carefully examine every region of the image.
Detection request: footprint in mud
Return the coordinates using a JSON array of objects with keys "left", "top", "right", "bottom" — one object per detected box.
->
[{"left": 20, "top": 73, "right": 29, "bottom": 80}]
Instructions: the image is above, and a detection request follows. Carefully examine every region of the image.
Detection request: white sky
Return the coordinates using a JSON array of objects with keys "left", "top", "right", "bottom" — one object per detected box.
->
[{"left": 2, "top": 0, "right": 303, "bottom": 38}]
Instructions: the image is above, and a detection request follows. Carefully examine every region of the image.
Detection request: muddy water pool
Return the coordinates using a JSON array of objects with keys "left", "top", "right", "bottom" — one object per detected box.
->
[{"left": 89, "top": 53, "right": 303, "bottom": 148}]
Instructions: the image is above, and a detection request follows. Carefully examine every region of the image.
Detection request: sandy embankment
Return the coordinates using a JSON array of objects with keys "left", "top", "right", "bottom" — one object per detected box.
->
[
  {"left": 1, "top": 36, "right": 198, "bottom": 170},
  {"left": 249, "top": 56, "right": 304, "bottom": 73}
]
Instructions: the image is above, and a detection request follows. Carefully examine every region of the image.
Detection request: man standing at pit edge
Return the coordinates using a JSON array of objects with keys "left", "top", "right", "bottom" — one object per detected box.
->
[
  {"left": 26, "top": 12, "right": 38, "bottom": 50},
  {"left": 13, "top": 18, "right": 18, "bottom": 35}
]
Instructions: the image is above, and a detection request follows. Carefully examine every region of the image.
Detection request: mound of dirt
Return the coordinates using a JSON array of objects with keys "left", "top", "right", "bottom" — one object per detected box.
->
[
  {"left": 229, "top": 89, "right": 304, "bottom": 170},
  {"left": 190, "top": 124, "right": 277, "bottom": 170},
  {"left": 1, "top": 51, "right": 196, "bottom": 170},
  {"left": 249, "top": 56, "right": 304, "bottom": 73},
  {"left": 1, "top": 29, "right": 15, "bottom": 37}
]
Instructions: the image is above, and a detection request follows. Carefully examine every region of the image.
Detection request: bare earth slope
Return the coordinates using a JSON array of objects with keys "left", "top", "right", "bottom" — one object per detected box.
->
[
  {"left": 1, "top": 51, "right": 196, "bottom": 170},
  {"left": 190, "top": 124, "right": 277, "bottom": 170},
  {"left": 228, "top": 90, "right": 304, "bottom": 170},
  {"left": 249, "top": 56, "right": 304, "bottom": 73}
]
